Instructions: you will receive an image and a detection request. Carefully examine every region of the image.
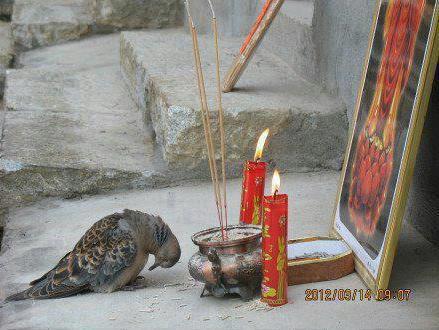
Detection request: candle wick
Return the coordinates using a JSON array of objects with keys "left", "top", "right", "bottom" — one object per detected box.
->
[
  {"left": 274, "top": 190, "right": 278, "bottom": 199},
  {"left": 255, "top": 157, "right": 260, "bottom": 162}
]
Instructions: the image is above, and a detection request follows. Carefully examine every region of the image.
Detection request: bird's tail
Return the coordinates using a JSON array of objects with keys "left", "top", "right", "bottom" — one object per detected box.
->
[
  {"left": 4, "top": 276, "right": 88, "bottom": 302},
  {"left": 4, "top": 289, "right": 30, "bottom": 302}
]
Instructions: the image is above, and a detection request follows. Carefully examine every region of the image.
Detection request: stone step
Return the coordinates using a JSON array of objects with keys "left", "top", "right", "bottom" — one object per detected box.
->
[
  {"left": 11, "top": 0, "right": 183, "bottom": 50},
  {"left": 0, "top": 20, "right": 13, "bottom": 97},
  {"left": 0, "top": 34, "right": 171, "bottom": 209},
  {"left": 120, "top": 28, "right": 347, "bottom": 178},
  {"left": 186, "top": 0, "right": 317, "bottom": 82}
]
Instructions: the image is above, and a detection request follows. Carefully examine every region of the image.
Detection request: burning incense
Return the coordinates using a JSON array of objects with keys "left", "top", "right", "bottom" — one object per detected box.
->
[
  {"left": 185, "top": 0, "right": 226, "bottom": 239},
  {"left": 208, "top": 0, "right": 229, "bottom": 232}
]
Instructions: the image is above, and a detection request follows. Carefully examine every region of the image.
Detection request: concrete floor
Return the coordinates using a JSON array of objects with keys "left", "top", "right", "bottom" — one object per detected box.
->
[{"left": 1, "top": 172, "right": 438, "bottom": 329}]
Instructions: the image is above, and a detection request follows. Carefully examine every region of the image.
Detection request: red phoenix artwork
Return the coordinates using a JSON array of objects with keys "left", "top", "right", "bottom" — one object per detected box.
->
[{"left": 348, "top": 0, "right": 425, "bottom": 236}]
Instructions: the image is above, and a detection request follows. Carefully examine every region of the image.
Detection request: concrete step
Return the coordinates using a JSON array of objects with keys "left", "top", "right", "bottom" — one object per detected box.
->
[
  {"left": 0, "top": 34, "right": 171, "bottom": 209},
  {"left": 0, "top": 21, "right": 13, "bottom": 97},
  {"left": 186, "top": 0, "right": 317, "bottom": 82},
  {"left": 11, "top": 0, "right": 183, "bottom": 50},
  {"left": 120, "top": 28, "right": 347, "bottom": 178},
  {"left": 1, "top": 171, "right": 439, "bottom": 329}
]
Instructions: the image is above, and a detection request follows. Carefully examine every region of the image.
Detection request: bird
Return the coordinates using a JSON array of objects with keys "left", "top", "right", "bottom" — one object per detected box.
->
[{"left": 5, "top": 209, "right": 181, "bottom": 302}]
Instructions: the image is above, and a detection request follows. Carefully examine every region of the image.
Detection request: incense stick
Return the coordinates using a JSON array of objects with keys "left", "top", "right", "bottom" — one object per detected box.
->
[
  {"left": 185, "top": 1, "right": 225, "bottom": 239},
  {"left": 193, "top": 28, "right": 225, "bottom": 237},
  {"left": 209, "top": 0, "right": 228, "bottom": 233}
]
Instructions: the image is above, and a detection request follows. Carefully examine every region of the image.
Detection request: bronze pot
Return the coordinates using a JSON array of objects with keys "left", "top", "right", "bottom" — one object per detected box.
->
[{"left": 188, "top": 225, "right": 262, "bottom": 300}]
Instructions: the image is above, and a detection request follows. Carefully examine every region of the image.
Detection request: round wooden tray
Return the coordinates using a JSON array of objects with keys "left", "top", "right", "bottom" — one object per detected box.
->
[{"left": 287, "top": 236, "right": 354, "bottom": 285}]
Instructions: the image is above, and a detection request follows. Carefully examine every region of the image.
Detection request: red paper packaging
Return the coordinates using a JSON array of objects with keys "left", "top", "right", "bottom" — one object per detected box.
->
[
  {"left": 261, "top": 194, "right": 288, "bottom": 306},
  {"left": 240, "top": 160, "right": 267, "bottom": 225}
]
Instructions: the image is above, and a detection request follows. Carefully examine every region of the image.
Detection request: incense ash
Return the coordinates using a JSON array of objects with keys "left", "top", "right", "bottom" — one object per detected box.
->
[{"left": 200, "top": 227, "right": 260, "bottom": 242}]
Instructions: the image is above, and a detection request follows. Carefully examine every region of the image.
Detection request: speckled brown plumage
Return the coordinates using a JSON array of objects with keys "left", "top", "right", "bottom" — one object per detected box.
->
[{"left": 5, "top": 209, "right": 181, "bottom": 301}]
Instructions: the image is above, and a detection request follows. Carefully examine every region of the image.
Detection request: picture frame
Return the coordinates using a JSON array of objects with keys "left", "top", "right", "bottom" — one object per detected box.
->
[{"left": 330, "top": 0, "right": 439, "bottom": 293}]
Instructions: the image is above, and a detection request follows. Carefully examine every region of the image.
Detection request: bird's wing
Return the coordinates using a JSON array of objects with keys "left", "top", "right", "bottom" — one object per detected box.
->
[
  {"left": 29, "top": 251, "right": 70, "bottom": 285},
  {"left": 8, "top": 213, "right": 137, "bottom": 301},
  {"left": 61, "top": 212, "right": 138, "bottom": 288}
]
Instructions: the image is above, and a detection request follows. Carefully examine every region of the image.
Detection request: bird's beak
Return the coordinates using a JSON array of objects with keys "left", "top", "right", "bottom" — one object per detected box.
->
[{"left": 148, "top": 260, "right": 160, "bottom": 271}]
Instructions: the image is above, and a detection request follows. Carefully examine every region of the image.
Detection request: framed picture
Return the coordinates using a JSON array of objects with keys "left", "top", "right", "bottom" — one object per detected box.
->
[{"left": 331, "top": 0, "right": 439, "bottom": 293}]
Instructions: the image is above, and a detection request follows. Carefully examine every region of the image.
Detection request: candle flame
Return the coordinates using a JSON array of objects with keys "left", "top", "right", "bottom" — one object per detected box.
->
[
  {"left": 254, "top": 128, "right": 269, "bottom": 161},
  {"left": 272, "top": 170, "right": 280, "bottom": 195}
]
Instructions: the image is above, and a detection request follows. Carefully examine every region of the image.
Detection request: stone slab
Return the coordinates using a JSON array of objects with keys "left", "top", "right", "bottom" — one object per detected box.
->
[
  {"left": 0, "top": 21, "right": 13, "bottom": 97},
  {"left": 11, "top": 0, "right": 184, "bottom": 49},
  {"left": 120, "top": 29, "right": 348, "bottom": 177},
  {"left": 1, "top": 172, "right": 439, "bottom": 329},
  {"left": 94, "top": 0, "right": 183, "bottom": 31},
  {"left": 11, "top": 0, "right": 94, "bottom": 50},
  {"left": 1, "top": 34, "right": 169, "bottom": 208}
]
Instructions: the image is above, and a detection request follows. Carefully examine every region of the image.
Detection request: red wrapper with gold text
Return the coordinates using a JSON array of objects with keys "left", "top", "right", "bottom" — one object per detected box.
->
[
  {"left": 240, "top": 161, "right": 267, "bottom": 225},
  {"left": 261, "top": 194, "right": 288, "bottom": 306}
]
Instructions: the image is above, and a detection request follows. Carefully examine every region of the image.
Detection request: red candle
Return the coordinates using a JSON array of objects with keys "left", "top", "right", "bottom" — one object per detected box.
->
[
  {"left": 240, "top": 129, "right": 269, "bottom": 225},
  {"left": 261, "top": 170, "right": 288, "bottom": 306}
]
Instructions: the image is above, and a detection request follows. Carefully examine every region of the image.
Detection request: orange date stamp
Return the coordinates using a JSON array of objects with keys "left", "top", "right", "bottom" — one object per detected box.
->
[{"left": 305, "top": 289, "right": 412, "bottom": 301}]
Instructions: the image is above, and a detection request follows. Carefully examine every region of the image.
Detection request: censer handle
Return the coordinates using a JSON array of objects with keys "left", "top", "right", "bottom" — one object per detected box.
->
[{"left": 207, "top": 248, "right": 222, "bottom": 285}]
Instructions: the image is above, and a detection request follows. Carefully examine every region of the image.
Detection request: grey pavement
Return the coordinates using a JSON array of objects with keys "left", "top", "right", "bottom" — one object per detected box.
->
[{"left": 1, "top": 171, "right": 438, "bottom": 329}]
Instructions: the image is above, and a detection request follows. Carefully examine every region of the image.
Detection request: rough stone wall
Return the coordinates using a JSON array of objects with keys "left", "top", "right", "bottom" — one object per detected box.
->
[
  {"left": 0, "top": 21, "right": 13, "bottom": 97},
  {"left": 406, "top": 66, "right": 439, "bottom": 246},
  {"left": 185, "top": 0, "right": 318, "bottom": 82},
  {"left": 313, "top": 1, "right": 376, "bottom": 122},
  {"left": 184, "top": 0, "right": 258, "bottom": 37}
]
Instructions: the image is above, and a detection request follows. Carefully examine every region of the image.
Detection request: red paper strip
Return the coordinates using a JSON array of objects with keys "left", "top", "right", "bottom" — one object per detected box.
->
[
  {"left": 240, "top": 161, "right": 267, "bottom": 225},
  {"left": 239, "top": 0, "right": 273, "bottom": 54},
  {"left": 261, "top": 194, "right": 288, "bottom": 306}
]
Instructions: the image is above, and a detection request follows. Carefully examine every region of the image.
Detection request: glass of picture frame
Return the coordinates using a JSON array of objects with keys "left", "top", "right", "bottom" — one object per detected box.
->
[{"left": 331, "top": 0, "right": 439, "bottom": 293}]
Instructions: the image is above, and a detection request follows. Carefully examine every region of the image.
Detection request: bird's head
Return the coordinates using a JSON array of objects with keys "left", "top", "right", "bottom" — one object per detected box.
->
[{"left": 148, "top": 222, "right": 181, "bottom": 271}]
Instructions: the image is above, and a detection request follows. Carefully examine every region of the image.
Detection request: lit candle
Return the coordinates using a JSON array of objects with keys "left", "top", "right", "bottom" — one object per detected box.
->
[
  {"left": 239, "top": 128, "right": 269, "bottom": 225},
  {"left": 261, "top": 170, "right": 288, "bottom": 307}
]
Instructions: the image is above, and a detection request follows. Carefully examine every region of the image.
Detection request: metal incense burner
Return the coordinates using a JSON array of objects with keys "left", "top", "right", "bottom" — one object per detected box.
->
[{"left": 188, "top": 225, "right": 262, "bottom": 301}]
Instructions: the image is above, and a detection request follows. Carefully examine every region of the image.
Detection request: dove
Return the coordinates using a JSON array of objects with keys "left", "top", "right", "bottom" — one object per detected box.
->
[{"left": 5, "top": 209, "right": 181, "bottom": 301}]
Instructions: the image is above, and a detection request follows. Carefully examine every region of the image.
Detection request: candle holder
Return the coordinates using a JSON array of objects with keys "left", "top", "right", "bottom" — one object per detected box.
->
[{"left": 188, "top": 225, "right": 262, "bottom": 301}]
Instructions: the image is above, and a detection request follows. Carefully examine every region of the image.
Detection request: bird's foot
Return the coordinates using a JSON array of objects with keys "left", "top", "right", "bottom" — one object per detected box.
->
[
  {"left": 134, "top": 276, "right": 145, "bottom": 282},
  {"left": 200, "top": 286, "right": 212, "bottom": 298},
  {"left": 122, "top": 276, "right": 146, "bottom": 291}
]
